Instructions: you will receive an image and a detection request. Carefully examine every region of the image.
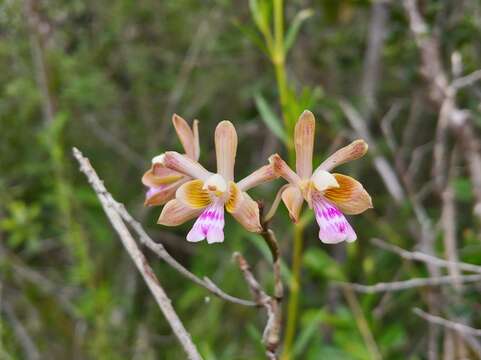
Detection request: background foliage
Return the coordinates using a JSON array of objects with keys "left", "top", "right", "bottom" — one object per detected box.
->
[{"left": 1, "top": 0, "right": 481, "bottom": 359}]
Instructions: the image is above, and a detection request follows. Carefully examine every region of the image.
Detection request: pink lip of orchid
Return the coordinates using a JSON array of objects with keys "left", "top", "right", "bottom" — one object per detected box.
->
[
  {"left": 141, "top": 114, "right": 200, "bottom": 207},
  {"left": 156, "top": 120, "right": 278, "bottom": 244},
  {"left": 269, "top": 110, "right": 373, "bottom": 244}
]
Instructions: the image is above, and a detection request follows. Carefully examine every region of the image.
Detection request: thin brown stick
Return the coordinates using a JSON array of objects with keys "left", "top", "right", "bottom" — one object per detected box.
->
[
  {"left": 452, "top": 69, "right": 481, "bottom": 90},
  {"left": 371, "top": 238, "right": 481, "bottom": 274},
  {"left": 413, "top": 308, "right": 481, "bottom": 337},
  {"left": 233, "top": 252, "right": 281, "bottom": 360},
  {"left": 340, "top": 274, "right": 481, "bottom": 294},
  {"left": 73, "top": 147, "right": 201, "bottom": 359}
]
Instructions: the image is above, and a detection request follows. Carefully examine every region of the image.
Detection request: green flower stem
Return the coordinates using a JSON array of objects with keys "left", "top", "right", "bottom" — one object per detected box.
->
[
  {"left": 282, "top": 223, "right": 304, "bottom": 359},
  {"left": 269, "top": 2, "right": 305, "bottom": 357}
]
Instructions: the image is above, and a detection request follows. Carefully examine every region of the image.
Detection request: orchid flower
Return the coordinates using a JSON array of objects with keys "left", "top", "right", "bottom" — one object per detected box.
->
[
  {"left": 270, "top": 110, "right": 372, "bottom": 244},
  {"left": 142, "top": 114, "right": 200, "bottom": 206},
  {"left": 157, "top": 121, "right": 278, "bottom": 243}
]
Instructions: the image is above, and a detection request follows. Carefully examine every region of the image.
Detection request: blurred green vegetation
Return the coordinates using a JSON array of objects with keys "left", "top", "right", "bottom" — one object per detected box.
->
[{"left": 1, "top": 0, "right": 481, "bottom": 359}]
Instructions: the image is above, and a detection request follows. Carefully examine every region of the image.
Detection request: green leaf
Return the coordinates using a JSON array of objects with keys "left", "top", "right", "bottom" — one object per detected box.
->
[
  {"left": 284, "top": 9, "right": 314, "bottom": 54},
  {"left": 234, "top": 20, "right": 269, "bottom": 56},
  {"left": 254, "top": 94, "right": 288, "bottom": 144},
  {"left": 249, "top": 0, "right": 272, "bottom": 39},
  {"left": 303, "top": 248, "right": 346, "bottom": 281},
  {"left": 293, "top": 308, "right": 325, "bottom": 356}
]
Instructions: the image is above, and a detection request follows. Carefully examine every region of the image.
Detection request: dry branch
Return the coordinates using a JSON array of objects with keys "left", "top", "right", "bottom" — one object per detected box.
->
[
  {"left": 340, "top": 274, "right": 481, "bottom": 294},
  {"left": 73, "top": 147, "right": 201, "bottom": 360},
  {"left": 234, "top": 252, "right": 281, "bottom": 360},
  {"left": 371, "top": 238, "right": 481, "bottom": 274},
  {"left": 414, "top": 308, "right": 481, "bottom": 337}
]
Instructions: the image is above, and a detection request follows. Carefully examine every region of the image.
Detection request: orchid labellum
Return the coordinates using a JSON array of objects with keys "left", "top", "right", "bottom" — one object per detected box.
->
[
  {"left": 142, "top": 114, "right": 200, "bottom": 206},
  {"left": 157, "top": 121, "right": 278, "bottom": 243},
  {"left": 270, "top": 110, "right": 372, "bottom": 244}
]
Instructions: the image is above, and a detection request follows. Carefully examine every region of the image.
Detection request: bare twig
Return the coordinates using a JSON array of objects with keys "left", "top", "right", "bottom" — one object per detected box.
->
[
  {"left": 73, "top": 147, "right": 201, "bottom": 360},
  {"left": 441, "top": 149, "right": 462, "bottom": 289},
  {"left": 413, "top": 308, "right": 481, "bottom": 337},
  {"left": 340, "top": 274, "right": 481, "bottom": 294},
  {"left": 233, "top": 252, "right": 281, "bottom": 360},
  {"left": 371, "top": 238, "right": 481, "bottom": 274},
  {"left": 452, "top": 69, "right": 481, "bottom": 90}
]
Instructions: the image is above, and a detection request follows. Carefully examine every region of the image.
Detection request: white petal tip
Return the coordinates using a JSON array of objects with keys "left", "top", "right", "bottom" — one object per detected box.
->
[
  {"left": 152, "top": 154, "right": 166, "bottom": 165},
  {"left": 311, "top": 170, "right": 339, "bottom": 191}
]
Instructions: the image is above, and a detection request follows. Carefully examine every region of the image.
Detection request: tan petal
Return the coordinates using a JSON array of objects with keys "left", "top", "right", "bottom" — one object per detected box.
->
[
  {"left": 269, "top": 154, "right": 301, "bottom": 186},
  {"left": 142, "top": 163, "right": 184, "bottom": 188},
  {"left": 324, "top": 173, "right": 373, "bottom": 215},
  {"left": 281, "top": 185, "right": 304, "bottom": 222},
  {"left": 172, "top": 114, "right": 196, "bottom": 159},
  {"left": 145, "top": 178, "right": 189, "bottom": 206},
  {"left": 157, "top": 199, "right": 203, "bottom": 226},
  {"left": 295, "top": 110, "right": 315, "bottom": 179},
  {"left": 228, "top": 190, "right": 262, "bottom": 233},
  {"left": 236, "top": 163, "right": 278, "bottom": 192},
  {"left": 176, "top": 179, "right": 212, "bottom": 209},
  {"left": 192, "top": 119, "right": 200, "bottom": 160},
  {"left": 163, "top": 151, "right": 212, "bottom": 180},
  {"left": 317, "top": 139, "right": 368, "bottom": 172},
  {"left": 215, "top": 121, "right": 237, "bottom": 181}
]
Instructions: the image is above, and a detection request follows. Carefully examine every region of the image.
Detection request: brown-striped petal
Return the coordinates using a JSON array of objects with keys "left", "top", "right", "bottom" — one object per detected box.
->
[
  {"left": 269, "top": 154, "right": 302, "bottom": 186},
  {"left": 172, "top": 114, "right": 196, "bottom": 159},
  {"left": 229, "top": 190, "right": 262, "bottom": 233},
  {"left": 192, "top": 119, "right": 200, "bottom": 160},
  {"left": 157, "top": 199, "right": 203, "bottom": 226},
  {"left": 163, "top": 151, "right": 212, "bottom": 180},
  {"left": 142, "top": 163, "right": 184, "bottom": 188},
  {"left": 176, "top": 179, "right": 212, "bottom": 209},
  {"left": 281, "top": 185, "right": 304, "bottom": 222},
  {"left": 236, "top": 163, "right": 278, "bottom": 192},
  {"left": 324, "top": 173, "right": 373, "bottom": 215},
  {"left": 317, "top": 139, "right": 368, "bottom": 172},
  {"left": 295, "top": 110, "right": 315, "bottom": 179},
  {"left": 215, "top": 121, "right": 237, "bottom": 182}
]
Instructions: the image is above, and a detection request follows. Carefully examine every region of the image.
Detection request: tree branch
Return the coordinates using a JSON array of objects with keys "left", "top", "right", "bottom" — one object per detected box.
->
[
  {"left": 371, "top": 238, "right": 481, "bottom": 274},
  {"left": 73, "top": 147, "right": 202, "bottom": 359},
  {"left": 414, "top": 308, "right": 481, "bottom": 337},
  {"left": 339, "top": 274, "right": 481, "bottom": 294}
]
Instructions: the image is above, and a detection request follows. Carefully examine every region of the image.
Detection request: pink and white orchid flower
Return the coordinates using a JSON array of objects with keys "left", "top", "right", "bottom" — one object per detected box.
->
[
  {"left": 270, "top": 110, "right": 372, "bottom": 244},
  {"left": 142, "top": 114, "right": 200, "bottom": 206},
  {"left": 157, "top": 121, "right": 278, "bottom": 243}
]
